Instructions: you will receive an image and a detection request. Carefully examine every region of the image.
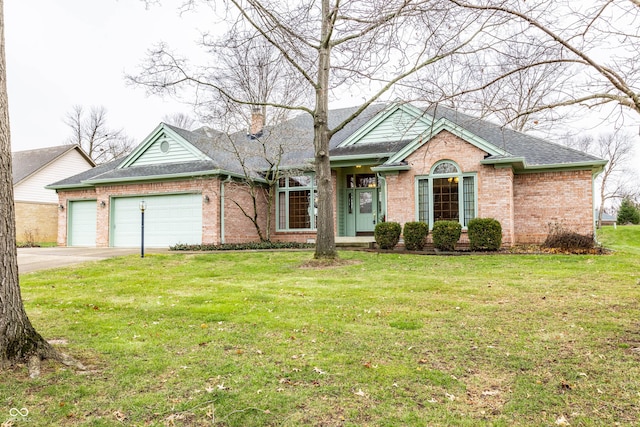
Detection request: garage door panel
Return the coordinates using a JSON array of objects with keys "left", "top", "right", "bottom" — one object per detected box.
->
[
  {"left": 112, "top": 194, "right": 202, "bottom": 247},
  {"left": 68, "top": 200, "right": 97, "bottom": 247}
]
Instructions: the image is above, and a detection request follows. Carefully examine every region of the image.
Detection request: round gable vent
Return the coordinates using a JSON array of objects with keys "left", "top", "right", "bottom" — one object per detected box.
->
[{"left": 160, "top": 140, "right": 170, "bottom": 153}]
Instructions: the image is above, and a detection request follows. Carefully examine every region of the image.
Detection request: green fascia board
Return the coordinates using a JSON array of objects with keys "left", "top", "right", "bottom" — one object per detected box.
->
[
  {"left": 118, "top": 123, "right": 210, "bottom": 169},
  {"left": 83, "top": 169, "right": 266, "bottom": 186},
  {"left": 330, "top": 156, "right": 387, "bottom": 168},
  {"left": 371, "top": 164, "right": 411, "bottom": 172},
  {"left": 481, "top": 157, "right": 608, "bottom": 173},
  {"left": 45, "top": 182, "right": 95, "bottom": 190},
  {"left": 336, "top": 102, "right": 433, "bottom": 148},
  {"left": 387, "top": 118, "right": 508, "bottom": 165}
]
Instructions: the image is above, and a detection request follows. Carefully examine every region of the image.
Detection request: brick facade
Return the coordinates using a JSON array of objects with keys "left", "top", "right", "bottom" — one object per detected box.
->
[
  {"left": 55, "top": 133, "right": 596, "bottom": 248},
  {"left": 15, "top": 202, "right": 58, "bottom": 243},
  {"left": 513, "top": 170, "right": 594, "bottom": 243}
]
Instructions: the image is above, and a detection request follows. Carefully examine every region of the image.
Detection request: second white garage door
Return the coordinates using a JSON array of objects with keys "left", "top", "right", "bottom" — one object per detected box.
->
[{"left": 111, "top": 194, "right": 203, "bottom": 247}]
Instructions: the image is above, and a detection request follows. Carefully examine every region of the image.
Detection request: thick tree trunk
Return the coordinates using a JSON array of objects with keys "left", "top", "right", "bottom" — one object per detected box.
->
[
  {"left": 313, "top": 0, "right": 337, "bottom": 260},
  {"left": 0, "top": 0, "right": 59, "bottom": 371}
]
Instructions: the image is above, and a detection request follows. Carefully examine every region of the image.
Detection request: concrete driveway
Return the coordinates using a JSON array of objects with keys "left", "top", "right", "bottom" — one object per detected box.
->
[{"left": 17, "top": 247, "right": 168, "bottom": 274}]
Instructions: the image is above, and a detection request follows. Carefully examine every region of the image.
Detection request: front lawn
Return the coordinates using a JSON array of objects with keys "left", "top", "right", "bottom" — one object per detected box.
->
[{"left": 4, "top": 227, "right": 640, "bottom": 426}]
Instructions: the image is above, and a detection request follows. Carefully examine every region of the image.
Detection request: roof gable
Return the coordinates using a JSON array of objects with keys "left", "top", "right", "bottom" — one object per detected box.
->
[
  {"left": 12, "top": 145, "right": 94, "bottom": 185},
  {"left": 119, "top": 123, "right": 210, "bottom": 169},
  {"left": 337, "top": 103, "right": 433, "bottom": 148},
  {"left": 386, "top": 116, "right": 508, "bottom": 165}
]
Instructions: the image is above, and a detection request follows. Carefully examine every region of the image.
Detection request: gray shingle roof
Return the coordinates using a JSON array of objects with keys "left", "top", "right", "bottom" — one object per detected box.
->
[
  {"left": 49, "top": 103, "right": 605, "bottom": 189},
  {"left": 427, "top": 106, "right": 605, "bottom": 167},
  {"left": 12, "top": 145, "right": 93, "bottom": 185}
]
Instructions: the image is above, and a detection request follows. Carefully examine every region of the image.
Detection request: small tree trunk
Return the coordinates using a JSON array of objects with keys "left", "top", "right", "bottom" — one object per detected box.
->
[{"left": 0, "top": 0, "right": 59, "bottom": 371}]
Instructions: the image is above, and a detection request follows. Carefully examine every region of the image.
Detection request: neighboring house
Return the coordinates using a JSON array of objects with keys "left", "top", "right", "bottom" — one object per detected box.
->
[
  {"left": 47, "top": 103, "right": 607, "bottom": 248},
  {"left": 12, "top": 145, "right": 95, "bottom": 243}
]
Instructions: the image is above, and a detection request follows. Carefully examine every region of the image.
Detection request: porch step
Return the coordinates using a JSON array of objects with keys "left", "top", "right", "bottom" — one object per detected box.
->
[{"left": 335, "top": 236, "right": 377, "bottom": 248}]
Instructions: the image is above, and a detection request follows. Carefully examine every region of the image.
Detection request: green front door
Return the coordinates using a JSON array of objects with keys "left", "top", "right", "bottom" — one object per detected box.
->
[{"left": 355, "top": 188, "right": 377, "bottom": 234}]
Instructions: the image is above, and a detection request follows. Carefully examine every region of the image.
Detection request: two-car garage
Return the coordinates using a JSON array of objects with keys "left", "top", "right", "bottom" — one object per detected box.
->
[{"left": 67, "top": 193, "right": 203, "bottom": 247}]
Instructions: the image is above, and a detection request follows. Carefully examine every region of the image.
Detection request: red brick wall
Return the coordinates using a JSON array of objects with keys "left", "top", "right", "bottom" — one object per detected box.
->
[
  {"left": 58, "top": 178, "right": 221, "bottom": 247},
  {"left": 222, "top": 181, "right": 269, "bottom": 243},
  {"left": 513, "top": 170, "right": 594, "bottom": 243},
  {"left": 383, "top": 130, "right": 516, "bottom": 246}
]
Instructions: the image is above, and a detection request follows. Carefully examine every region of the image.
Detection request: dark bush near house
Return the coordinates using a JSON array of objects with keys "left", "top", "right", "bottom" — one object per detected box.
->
[
  {"left": 543, "top": 223, "right": 594, "bottom": 251},
  {"left": 374, "top": 222, "right": 402, "bottom": 250},
  {"left": 468, "top": 218, "right": 502, "bottom": 251},
  {"left": 170, "top": 241, "right": 314, "bottom": 251},
  {"left": 403, "top": 221, "right": 429, "bottom": 251},
  {"left": 431, "top": 220, "right": 462, "bottom": 251}
]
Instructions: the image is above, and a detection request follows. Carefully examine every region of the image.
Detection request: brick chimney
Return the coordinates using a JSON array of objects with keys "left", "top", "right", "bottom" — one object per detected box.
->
[{"left": 249, "top": 107, "right": 265, "bottom": 137}]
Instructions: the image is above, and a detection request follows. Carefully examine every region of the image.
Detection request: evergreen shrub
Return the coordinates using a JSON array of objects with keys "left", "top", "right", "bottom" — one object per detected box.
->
[
  {"left": 403, "top": 221, "right": 429, "bottom": 251},
  {"left": 374, "top": 222, "right": 402, "bottom": 250},
  {"left": 431, "top": 220, "right": 461, "bottom": 251},
  {"left": 467, "top": 218, "right": 502, "bottom": 251}
]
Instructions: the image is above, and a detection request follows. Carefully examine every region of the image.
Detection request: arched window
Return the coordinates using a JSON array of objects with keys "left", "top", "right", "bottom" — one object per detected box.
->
[{"left": 416, "top": 160, "right": 476, "bottom": 228}]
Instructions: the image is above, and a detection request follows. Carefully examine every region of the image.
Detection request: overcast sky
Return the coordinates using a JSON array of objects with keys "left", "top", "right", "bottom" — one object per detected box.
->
[
  {"left": 5, "top": 0, "right": 202, "bottom": 151},
  {"left": 4, "top": 0, "right": 639, "bottom": 177}
]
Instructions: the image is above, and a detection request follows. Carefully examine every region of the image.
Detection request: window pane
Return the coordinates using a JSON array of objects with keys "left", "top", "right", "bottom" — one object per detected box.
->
[
  {"left": 289, "top": 176, "right": 311, "bottom": 187},
  {"left": 278, "top": 192, "right": 286, "bottom": 229},
  {"left": 418, "top": 180, "right": 429, "bottom": 223},
  {"left": 433, "top": 178, "right": 459, "bottom": 221},
  {"left": 356, "top": 174, "right": 376, "bottom": 188},
  {"left": 289, "top": 190, "right": 311, "bottom": 228},
  {"left": 359, "top": 192, "right": 372, "bottom": 214},
  {"left": 433, "top": 162, "right": 458, "bottom": 174},
  {"left": 463, "top": 176, "right": 475, "bottom": 226},
  {"left": 346, "top": 174, "right": 355, "bottom": 188}
]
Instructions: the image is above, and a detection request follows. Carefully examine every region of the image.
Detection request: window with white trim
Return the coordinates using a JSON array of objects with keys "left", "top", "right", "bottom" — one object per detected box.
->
[
  {"left": 277, "top": 175, "right": 317, "bottom": 230},
  {"left": 417, "top": 160, "right": 476, "bottom": 227}
]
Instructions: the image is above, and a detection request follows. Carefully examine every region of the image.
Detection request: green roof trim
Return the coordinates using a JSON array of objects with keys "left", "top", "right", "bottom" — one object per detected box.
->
[
  {"left": 118, "top": 123, "right": 210, "bottom": 169},
  {"left": 387, "top": 117, "right": 508, "bottom": 165},
  {"left": 336, "top": 103, "right": 433, "bottom": 148}
]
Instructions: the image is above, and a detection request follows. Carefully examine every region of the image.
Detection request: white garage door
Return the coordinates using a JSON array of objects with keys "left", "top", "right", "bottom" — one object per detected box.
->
[
  {"left": 68, "top": 200, "right": 97, "bottom": 247},
  {"left": 111, "top": 194, "right": 202, "bottom": 247}
]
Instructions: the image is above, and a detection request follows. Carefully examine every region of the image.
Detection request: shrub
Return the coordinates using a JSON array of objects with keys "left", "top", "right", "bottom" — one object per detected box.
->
[
  {"left": 431, "top": 220, "right": 461, "bottom": 251},
  {"left": 468, "top": 218, "right": 502, "bottom": 251},
  {"left": 403, "top": 222, "right": 429, "bottom": 251},
  {"left": 543, "top": 223, "right": 594, "bottom": 251},
  {"left": 374, "top": 222, "right": 401, "bottom": 250},
  {"left": 617, "top": 198, "right": 640, "bottom": 225}
]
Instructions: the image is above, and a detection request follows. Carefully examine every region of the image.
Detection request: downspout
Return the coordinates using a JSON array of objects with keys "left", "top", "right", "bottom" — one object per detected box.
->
[
  {"left": 592, "top": 167, "right": 605, "bottom": 244},
  {"left": 376, "top": 173, "right": 387, "bottom": 222},
  {"left": 220, "top": 175, "right": 233, "bottom": 244}
]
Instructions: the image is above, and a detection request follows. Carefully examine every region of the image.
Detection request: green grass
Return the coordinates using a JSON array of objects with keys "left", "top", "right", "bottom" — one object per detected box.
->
[{"left": 2, "top": 226, "right": 640, "bottom": 426}]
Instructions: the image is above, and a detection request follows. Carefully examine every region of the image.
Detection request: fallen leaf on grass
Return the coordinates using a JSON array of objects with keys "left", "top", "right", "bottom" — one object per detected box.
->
[
  {"left": 481, "top": 390, "right": 500, "bottom": 397},
  {"left": 354, "top": 389, "right": 367, "bottom": 397},
  {"left": 555, "top": 415, "right": 570, "bottom": 425},
  {"left": 313, "top": 367, "right": 326, "bottom": 375},
  {"left": 445, "top": 393, "right": 456, "bottom": 401},
  {"left": 113, "top": 410, "right": 127, "bottom": 422}
]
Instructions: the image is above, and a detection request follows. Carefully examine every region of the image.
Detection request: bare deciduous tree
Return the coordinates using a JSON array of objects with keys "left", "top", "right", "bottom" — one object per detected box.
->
[
  {"left": 162, "top": 112, "right": 198, "bottom": 130},
  {"left": 565, "top": 131, "right": 638, "bottom": 226},
  {"left": 448, "top": 0, "right": 640, "bottom": 121},
  {"left": 64, "top": 105, "right": 135, "bottom": 164},
  {"left": 131, "top": 0, "right": 505, "bottom": 259}
]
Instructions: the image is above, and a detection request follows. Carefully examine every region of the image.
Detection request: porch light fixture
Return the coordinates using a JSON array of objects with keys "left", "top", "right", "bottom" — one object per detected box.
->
[
  {"left": 139, "top": 201, "right": 147, "bottom": 258},
  {"left": 204, "top": 195, "right": 210, "bottom": 203},
  {"left": 100, "top": 200, "right": 106, "bottom": 208},
  {"left": 58, "top": 204, "right": 64, "bottom": 211}
]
